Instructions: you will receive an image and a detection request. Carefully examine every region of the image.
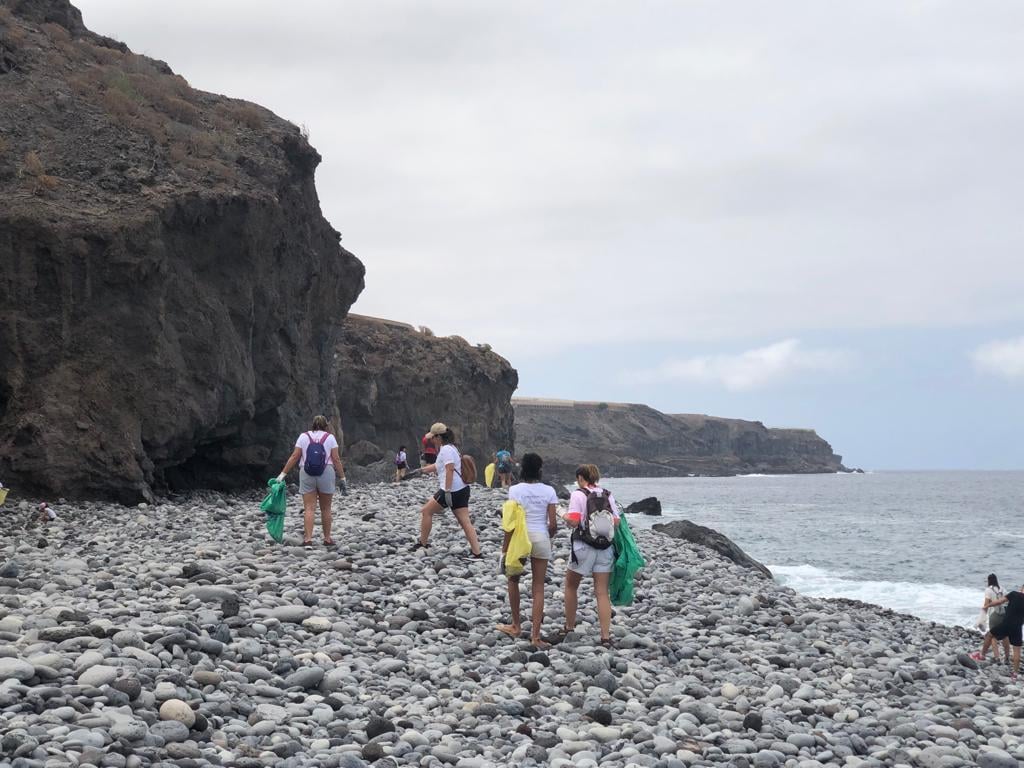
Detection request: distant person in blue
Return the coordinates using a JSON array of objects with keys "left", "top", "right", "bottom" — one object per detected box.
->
[
  {"left": 495, "top": 448, "right": 514, "bottom": 488},
  {"left": 986, "top": 584, "right": 1024, "bottom": 680}
]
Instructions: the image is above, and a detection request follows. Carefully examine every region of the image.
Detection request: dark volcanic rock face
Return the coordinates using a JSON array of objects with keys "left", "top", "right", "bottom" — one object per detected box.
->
[
  {"left": 514, "top": 399, "right": 845, "bottom": 478},
  {"left": 0, "top": 1, "right": 365, "bottom": 501},
  {"left": 336, "top": 316, "right": 518, "bottom": 477},
  {"left": 653, "top": 519, "right": 773, "bottom": 578}
]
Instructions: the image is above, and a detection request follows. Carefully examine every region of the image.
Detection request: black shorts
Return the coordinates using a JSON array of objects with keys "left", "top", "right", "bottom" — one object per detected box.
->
[
  {"left": 395, "top": 462, "right": 407, "bottom": 470},
  {"left": 992, "top": 621, "right": 1023, "bottom": 647},
  {"left": 497, "top": 463, "right": 512, "bottom": 474},
  {"left": 433, "top": 486, "right": 471, "bottom": 510}
]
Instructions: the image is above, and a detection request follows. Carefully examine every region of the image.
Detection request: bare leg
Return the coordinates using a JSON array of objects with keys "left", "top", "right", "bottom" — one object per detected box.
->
[
  {"left": 594, "top": 571, "right": 612, "bottom": 641},
  {"left": 418, "top": 497, "right": 442, "bottom": 546},
  {"left": 1004, "top": 638, "right": 1012, "bottom": 663},
  {"left": 1013, "top": 645, "right": 1021, "bottom": 676},
  {"left": 452, "top": 507, "right": 481, "bottom": 555},
  {"left": 981, "top": 632, "right": 993, "bottom": 659},
  {"left": 497, "top": 576, "right": 521, "bottom": 637},
  {"left": 530, "top": 557, "right": 549, "bottom": 645},
  {"left": 564, "top": 570, "right": 582, "bottom": 631},
  {"left": 302, "top": 491, "right": 317, "bottom": 542},
  {"left": 318, "top": 492, "right": 333, "bottom": 542}
]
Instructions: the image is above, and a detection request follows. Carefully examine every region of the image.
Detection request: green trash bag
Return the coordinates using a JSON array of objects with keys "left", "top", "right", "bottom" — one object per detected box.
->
[
  {"left": 260, "top": 478, "right": 286, "bottom": 543},
  {"left": 610, "top": 513, "right": 645, "bottom": 606}
]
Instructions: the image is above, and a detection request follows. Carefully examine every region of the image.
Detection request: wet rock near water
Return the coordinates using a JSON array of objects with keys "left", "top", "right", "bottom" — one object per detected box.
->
[
  {"left": 625, "top": 496, "right": 663, "bottom": 516},
  {"left": 0, "top": 477, "right": 1019, "bottom": 767},
  {"left": 653, "top": 518, "right": 774, "bottom": 579}
]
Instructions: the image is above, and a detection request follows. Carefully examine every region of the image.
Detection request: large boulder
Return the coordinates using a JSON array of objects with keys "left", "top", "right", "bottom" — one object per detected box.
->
[
  {"left": 0, "top": 1, "right": 364, "bottom": 501},
  {"left": 653, "top": 519, "right": 772, "bottom": 578},
  {"left": 625, "top": 496, "right": 662, "bottom": 516}
]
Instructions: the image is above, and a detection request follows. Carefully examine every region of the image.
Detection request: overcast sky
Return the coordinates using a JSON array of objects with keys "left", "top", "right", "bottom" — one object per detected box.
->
[{"left": 76, "top": 1, "right": 1024, "bottom": 469}]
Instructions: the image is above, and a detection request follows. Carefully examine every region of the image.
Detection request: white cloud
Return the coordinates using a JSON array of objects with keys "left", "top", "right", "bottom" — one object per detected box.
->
[
  {"left": 973, "top": 337, "right": 1024, "bottom": 380},
  {"left": 633, "top": 339, "right": 851, "bottom": 391}
]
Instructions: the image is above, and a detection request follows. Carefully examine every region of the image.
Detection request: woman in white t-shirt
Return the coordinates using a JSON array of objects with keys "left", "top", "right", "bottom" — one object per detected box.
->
[
  {"left": 496, "top": 452, "right": 558, "bottom": 648},
  {"left": 276, "top": 415, "right": 347, "bottom": 547},
  {"left": 972, "top": 573, "right": 1009, "bottom": 662},
  {"left": 410, "top": 422, "right": 482, "bottom": 560}
]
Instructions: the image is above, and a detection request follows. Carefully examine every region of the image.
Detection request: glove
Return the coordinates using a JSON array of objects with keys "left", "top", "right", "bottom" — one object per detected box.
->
[
  {"left": 275, "top": 473, "right": 286, "bottom": 483},
  {"left": 444, "top": 491, "right": 454, "bottom": 509},
  {"left": 339, "top": 479, "right": 349, "bottom": 496}
]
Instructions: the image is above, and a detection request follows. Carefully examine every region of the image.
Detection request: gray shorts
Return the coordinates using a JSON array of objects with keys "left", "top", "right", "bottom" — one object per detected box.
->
[
  {"left": 299, "top": 467, "right": 336, "bottom": 495},
  {"left": 569, "top": 544, "right": 614, "bottom": 575},
  {"left": 527, "top": 530, "right": 552, "bottom": 560}
]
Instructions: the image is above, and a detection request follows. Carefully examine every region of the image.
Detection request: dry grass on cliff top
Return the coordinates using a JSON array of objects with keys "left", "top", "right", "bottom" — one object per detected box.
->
[{"left": 0, "top": 9, "right": 292, "bottom": 204}]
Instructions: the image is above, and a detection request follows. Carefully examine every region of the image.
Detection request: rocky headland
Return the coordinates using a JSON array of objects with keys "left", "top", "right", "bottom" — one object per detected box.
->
[
  {"left": 0, "top": 0, "right": 364, "bottom": 503},
  {"left": 514, "top": 400, "right": 846, "bottom": 479},
  {"left": 335, "top": 316, "right": 517, "bottom": 483},
  {"left": 0, "top": 480, "right": 1019, "bottom": 768}
]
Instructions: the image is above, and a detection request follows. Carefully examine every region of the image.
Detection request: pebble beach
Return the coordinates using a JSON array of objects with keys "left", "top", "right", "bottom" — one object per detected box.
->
[{"left": 0, "top": 478, "right": 1021, "bottom": 768}]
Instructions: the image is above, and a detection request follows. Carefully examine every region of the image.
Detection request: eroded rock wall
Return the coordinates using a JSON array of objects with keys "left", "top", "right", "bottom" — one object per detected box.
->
[
  {"left": 336, "top": 316, "right": 518, "bottom": 476},
  {"left": 0, "top": 1, "right": 365, "bottom": 501}
]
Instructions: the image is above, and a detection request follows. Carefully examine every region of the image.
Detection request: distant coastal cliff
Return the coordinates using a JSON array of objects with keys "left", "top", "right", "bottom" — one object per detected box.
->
[{"left": 514, "top": 398, "right": 846, "bottom": 477}]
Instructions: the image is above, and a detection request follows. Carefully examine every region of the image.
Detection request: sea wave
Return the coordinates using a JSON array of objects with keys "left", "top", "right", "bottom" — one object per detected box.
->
[{"left": 770, "top": 564, "right": 984, "bottom": 629}]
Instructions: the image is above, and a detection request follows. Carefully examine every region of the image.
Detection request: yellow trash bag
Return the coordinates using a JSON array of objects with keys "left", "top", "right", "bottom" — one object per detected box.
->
[{"left": 501, "top": 499, "right": 532, "bottom": 577}]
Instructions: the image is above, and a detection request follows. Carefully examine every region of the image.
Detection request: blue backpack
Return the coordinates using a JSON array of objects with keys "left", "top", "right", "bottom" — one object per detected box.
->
[{"left": 304, "top": 432, "right": 329, "bottom": 476}]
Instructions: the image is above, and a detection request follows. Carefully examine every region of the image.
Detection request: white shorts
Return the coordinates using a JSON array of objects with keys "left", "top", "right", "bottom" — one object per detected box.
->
[
  {"left": 299, "top": 467, "right": 336, "bottom": 494},
  {"left": 527, "top": 530, "right": 552, "bottom": 560},
  {"left": 569, "top": 544, "right": 615, "bottom": 575}
]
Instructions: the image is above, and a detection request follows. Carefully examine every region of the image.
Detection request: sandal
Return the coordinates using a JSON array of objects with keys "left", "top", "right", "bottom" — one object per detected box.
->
[
  {"left": 303, "top": 540, "right": 313, "bottom": 548},
  {"left": 546, "top": 626, "right": 573, "bottom": 645},
  {"left": 496, "top": 624, "right": 520, "bottom": 639},
  {"left": 530, "top": 638, "right": 552, "bottom": 650},
  {"left": 323, "top": 538, "right": 336, "bottom": 546},
  {"left": 599, "top": 637, "right": 613, "bottom": 649}
]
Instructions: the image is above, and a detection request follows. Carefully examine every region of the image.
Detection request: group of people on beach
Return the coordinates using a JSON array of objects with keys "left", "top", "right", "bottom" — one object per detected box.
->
[
  {"left": 276, "top": 417, "right": 622, "bottom": 647},
  {"left": 972, "top": 573, "right": 1024, "bottom": 678}
]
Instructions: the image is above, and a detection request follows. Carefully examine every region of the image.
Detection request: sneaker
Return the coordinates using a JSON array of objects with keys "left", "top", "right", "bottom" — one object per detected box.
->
[
  {"left": 460, "top": 551, "right": 484, "bottom": 562},
  {"left": 409, "top": 541, "right": 429, "bottom": 552}
]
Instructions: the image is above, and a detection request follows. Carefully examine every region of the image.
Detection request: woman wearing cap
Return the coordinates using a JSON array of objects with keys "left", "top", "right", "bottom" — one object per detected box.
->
[
  {"left": 275, "top": 415, "right": 347, "bottom": 548},
  {"left": 410, "top": 423, "right": 483, "bottom": 560}
]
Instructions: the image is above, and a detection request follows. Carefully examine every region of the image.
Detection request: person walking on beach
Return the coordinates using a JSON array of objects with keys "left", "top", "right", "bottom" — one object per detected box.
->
[
  {"left": 495, "top": 448, "right": 514, "bottom": 488},
  {"left": 410, "top": 423, "right": 482, "bottom": 560},
  {"left": 276, "top": 415, "right": 347, "bottom": 548},
  {"left": 972, "top": 573, "right": 1009, "bottom": 663},
  {"left": 496, "top": 452, "right": 558, "bottom": 648},
  {"left": 421, "top": 429, "right": 438, "bottom": 467},
  {"left": 394, "top": 445, "right": 408, "bottom": 483},
  {"left": 554, "top": 463, "right": 620, "bottom": 647},
  {"left": 985, "top": 584, "right": 1024, "bottom": 679}
]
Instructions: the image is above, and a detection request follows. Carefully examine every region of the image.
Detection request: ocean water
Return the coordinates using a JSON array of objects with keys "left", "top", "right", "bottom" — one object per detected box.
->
[{"left": 605, "top": 471, "right": 1024, "bottom": 628}]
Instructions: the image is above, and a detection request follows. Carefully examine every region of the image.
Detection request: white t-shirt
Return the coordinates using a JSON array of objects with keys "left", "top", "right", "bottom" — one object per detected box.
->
[
  {"left": 396, "top": 450, "right": 407, "bottom": 465},
  {"left": 567, "top": 485, "right": 620, "bottom": 552},
  {"left": 986, "top": 585, "right": 1005, "bottom": 617},
  {"left": 436, "top": 444, "right": 467, "bottom": 492},
  {"left": 509, "top": 482, "right": 559, "bottom": 534},
  {"left": 295, "top": 431, "right": 339, "bottom": 469}
]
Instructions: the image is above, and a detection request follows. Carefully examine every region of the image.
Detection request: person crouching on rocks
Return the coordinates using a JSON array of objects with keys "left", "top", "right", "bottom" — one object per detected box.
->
[
  {"left": 410, "top": 423, "right": 482, "bottom": 561},
  {"left": 276, "top": 415, "right": 347, "bottom": 548},
  {"left": 553, "top": 464, "right": 620, "bottom": 648},
  {"left": 985, "top": 584, "right": 1024, "bottom": 680},
  {"left": 497, "top": 452, "right": 558, "bottom": 648}
]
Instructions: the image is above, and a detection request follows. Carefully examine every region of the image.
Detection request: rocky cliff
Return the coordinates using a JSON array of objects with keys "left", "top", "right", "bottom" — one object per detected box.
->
[
  {"left": 336, "top": 315, "right": 518, "bottom": 480},
  {"left": 514, "top": 399, "right": 845, "bottom": 478},
  {"left": 0, "top": 0, "right": 364, "bottom": 501}
]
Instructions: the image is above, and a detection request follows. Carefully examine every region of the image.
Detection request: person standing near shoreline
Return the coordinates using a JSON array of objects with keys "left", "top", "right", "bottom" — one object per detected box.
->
[
  {"left": 276, "top": 415, "right": 347, "bottom": 548},
  {"left": 553, "top": 463, "right": 620, "bottom": 647},
  {"left": 496, "top": 452, "right": 558, "bottom": 648},
  {"left": 410, "top": 423, "right": 482, "bottom": 560},
  {"left": 986, "top": 584, "right": 1024, "bottom": 679},
  {"left": 972, "top": 573, "right": 1009, "bottom": 663}
]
